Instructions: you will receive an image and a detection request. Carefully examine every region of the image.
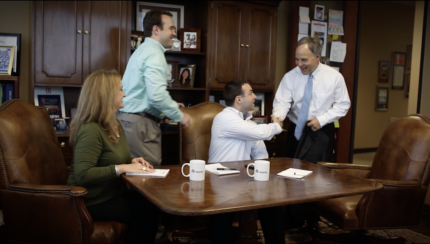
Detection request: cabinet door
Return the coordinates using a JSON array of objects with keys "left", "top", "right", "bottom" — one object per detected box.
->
[
  {"left": 242, "top": 4, "right": 277, "bottom": 89},
  {"left": 82, "top": 1, "right": 130, "bottom": 79},
  {"left": 34, "top": 1, "right": 84, "bottom": 85},
  {"left": 209, "top": 1, "right": 246, "bottom": 89}
]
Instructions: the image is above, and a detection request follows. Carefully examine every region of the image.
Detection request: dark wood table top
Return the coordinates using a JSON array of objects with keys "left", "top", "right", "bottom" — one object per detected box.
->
[{"left": 122, "top": 158, "right": 382, "bottom": 216}]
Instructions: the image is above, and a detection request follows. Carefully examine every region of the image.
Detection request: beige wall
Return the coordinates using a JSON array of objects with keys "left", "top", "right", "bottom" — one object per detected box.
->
[
  {"left": 0, "top": 1, "right": 32, "bottom": 103},
  {"left": 408, "top": 1, "right": 424, "bottom": 115},
  {"left": 354, "top": 1, "right": 415, "bottom": 149}
]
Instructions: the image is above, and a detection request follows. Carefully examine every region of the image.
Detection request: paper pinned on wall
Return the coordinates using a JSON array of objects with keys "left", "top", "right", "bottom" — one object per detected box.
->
[
  {"left": 328, "top": 10, "right": 344, "bottom": 35},
  {"left": 330, "top": 42, "right": 347, "bottom": 63},
  {"left": 299, "top": 7, "right": 310, "bottom": 23},
  {"left": 298, "top": 33, "right": 308, "bottom": 41},
  {"left": 299, "top": 22, "right": 309, "bottom": 34},
  {"left": 310, "top": 21, "right": 328, "bottom": 57}
]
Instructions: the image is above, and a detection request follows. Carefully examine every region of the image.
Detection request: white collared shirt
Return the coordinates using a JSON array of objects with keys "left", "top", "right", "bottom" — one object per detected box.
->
[
  {"left": 208, "top": 107, "right": 282, "bottom": 163},
  {"left": 272, "top": 63, "right": 350, "bottom": 127}
]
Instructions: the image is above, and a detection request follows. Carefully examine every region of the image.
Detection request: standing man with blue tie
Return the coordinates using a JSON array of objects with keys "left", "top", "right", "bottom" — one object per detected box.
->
[
  {"left": 272, "top": 36, "right": 350, "bottom": 162},
  {"left": 272, "top": 36, "right": 350, "bottom": 230}
]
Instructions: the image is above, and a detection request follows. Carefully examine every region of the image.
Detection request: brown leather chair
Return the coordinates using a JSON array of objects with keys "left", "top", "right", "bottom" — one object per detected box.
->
[
  {"left": 0, "top": 100, "right": 126, "bottom": 243},
  {"left": 311, "top": 114, "right": 430, "bottom": 233},
  {"left": 179, "top": 102, "right": 225, "bottom": 164}
]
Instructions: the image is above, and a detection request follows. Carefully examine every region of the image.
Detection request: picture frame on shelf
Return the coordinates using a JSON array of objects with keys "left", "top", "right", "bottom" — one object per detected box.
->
[
  {"left": 404, "top": 45, "right": 412, "bottom": 98},
  {"left": 378, "top": 61, "right": 390, "bottom": 83},
  {"left": 55, "top": 118, "right": 67, "bottom": 131},
  {"left": 251, "top": 115, "right": 268, "bottom": 125},
  {"left": 391, "top": 52, "right": 406, "bottom": 89},
  {"left": 136, "top": 2, "right": 184, "bottom": 32},
  {"left": 0, "top": 46, "right": 15, "bottom": 76},
  {"left": 375, "top": 86, "right": 389, "bottom": 111},
  {"left": 178, "top": 64, "right": 196, "bottom": 87},
  {"left": 167, "top": 60, "right": 180, "bottom": 87},
  {"left": 34, "top": 87, "right": 66, "bottom": 118},
  {"left": 179, "top": 28, "right": 201, "bottom": 52},
  {"left": 255, "top": 93, "right": 265, "bottom": 115},
  {"left": 0, "top": 33, "right": 20, "bottom": 75}
]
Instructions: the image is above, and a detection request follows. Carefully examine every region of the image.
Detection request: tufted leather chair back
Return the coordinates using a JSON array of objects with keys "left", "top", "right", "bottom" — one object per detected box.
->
[
  {"left": 180, "top": 102, "right": 225, "bottom": 164},
  {"left": 0, "top": 99, "right": 68, "bottom": 189},
  {"left": 369, "top": 114, "right": 430, "bottom": 186}
]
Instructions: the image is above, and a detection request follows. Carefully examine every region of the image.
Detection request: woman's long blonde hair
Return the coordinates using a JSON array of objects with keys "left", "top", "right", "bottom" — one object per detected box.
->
[{"left": 69, "top": 69, "right": 121, "bottom": 144}]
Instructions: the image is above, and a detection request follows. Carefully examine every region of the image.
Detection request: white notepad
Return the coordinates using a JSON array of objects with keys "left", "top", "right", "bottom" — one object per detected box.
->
[
  {"left": 277, "top": 168, "right": 313, "bottom": 179},
  {"left": 126, "top": 169, "right": 170, "bottom": 178},
  {"left": 205, "top": 163, "right": 240, "bottom": 175}
]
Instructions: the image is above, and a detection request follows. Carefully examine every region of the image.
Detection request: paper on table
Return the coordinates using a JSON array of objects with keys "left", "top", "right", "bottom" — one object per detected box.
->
[
  {"left": 126, "top": 169, "right": 170, "bottom": 178},
  {"left": 277, "top": 168, "right": 313, "bottom": 179},
  {"left": 330, "top": 42, "right": 347, "bottom": 63},
  {"left": 205, "top": 163, "right": 240, "bottom": 176},
  {"left": 299, "top": 7, "right": 310, "bottom": 23}
]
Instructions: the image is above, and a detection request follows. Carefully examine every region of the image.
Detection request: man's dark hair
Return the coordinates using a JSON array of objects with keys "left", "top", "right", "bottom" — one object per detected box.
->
[
  {"left": 224, "top": 80, "right": 250, "bottom": 107},
  {"left": 143, "top": 10, "right": 173, "bottom": 38}
]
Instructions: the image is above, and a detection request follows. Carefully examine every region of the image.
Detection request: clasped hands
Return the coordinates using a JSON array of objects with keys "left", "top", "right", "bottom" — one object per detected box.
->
[
  {"left": 131, "top": 157, "right": 154, "bottom": 173},
  {"left": 271, "top": 116, "right": 321, "bottom": 131}
]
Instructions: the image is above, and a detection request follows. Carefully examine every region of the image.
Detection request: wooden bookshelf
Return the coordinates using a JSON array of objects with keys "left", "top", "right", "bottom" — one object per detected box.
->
[{"left": 0, "top": 75, "right": 19, "bottom": 99}]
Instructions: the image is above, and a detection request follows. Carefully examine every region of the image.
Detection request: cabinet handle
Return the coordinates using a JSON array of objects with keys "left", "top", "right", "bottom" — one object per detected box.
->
[
  {"left": 77, "top": 30, "right": 82, "bottom": 34},
  {"left": 272, "top": 153, "right": 276, "bottom": 158},
  {"left": 61, "top": 142, "right": 66, "bottom": 147},
  {"left": 241, "top": 44, "right": 244, "bottom": 47},
  {"left": 84, "top": 30, "right": 89, "bottom": 34},
  {"left": 245, "top": 44, "right": 249, "bottom": 48}
]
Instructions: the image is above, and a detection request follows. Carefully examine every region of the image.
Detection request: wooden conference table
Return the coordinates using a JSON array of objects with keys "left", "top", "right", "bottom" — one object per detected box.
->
[{"left": 122, "top": 157, "right": 382, "bottom": 242}]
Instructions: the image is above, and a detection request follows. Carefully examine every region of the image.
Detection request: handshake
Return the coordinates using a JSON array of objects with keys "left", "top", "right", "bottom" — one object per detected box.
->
[{"left": 270, "top": 115, "right": 283, "bottom": 128}]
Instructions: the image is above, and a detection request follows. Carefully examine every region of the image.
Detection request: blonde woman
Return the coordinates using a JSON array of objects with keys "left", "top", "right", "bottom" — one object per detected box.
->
[{"left": 67, "top": 69, "right": 159, "bottom": 243}]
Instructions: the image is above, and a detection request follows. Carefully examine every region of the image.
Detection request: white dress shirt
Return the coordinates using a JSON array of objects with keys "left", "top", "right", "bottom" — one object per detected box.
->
[
  {"left": 272, "top": 63, "right": 350, "bottom": 127},
  {"left": 208, "top": 107, "right": 282, "bottom": 163}
]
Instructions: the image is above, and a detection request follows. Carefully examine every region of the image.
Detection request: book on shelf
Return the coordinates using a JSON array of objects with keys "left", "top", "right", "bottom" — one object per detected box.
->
[
  {"left": 2, "top": 83, "right": 14, "bottom": 102},
  {"left": 277, "top": 168, "right": 313, "bottom": 179},
  {"left": 126, "top": 169, "right": 170, "bottom": 178}
]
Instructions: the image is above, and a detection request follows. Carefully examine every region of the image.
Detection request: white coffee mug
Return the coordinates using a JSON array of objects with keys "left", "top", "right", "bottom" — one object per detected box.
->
[
  {"left": 181, "top": 181, "right": 205, "bottom": 203},
  {"left": 247, "top": 160, "right": 270, "bottom": 181},
  {"left": 181, "top": 160, "right": 206, "bottom": 181}
]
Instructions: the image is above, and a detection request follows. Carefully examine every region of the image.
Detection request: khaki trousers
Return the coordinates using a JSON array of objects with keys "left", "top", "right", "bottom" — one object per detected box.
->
[{"left": 117, "top": 112, "right": 162, "bottom": 166}]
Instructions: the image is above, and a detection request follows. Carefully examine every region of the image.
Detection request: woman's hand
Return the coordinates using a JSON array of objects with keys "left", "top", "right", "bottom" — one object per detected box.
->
[
  {"left": 131, "top": 157, "right": 153, "bottom": 169},
  {"left": 117, "top": 157, "right": 154, "bottom": 174}
]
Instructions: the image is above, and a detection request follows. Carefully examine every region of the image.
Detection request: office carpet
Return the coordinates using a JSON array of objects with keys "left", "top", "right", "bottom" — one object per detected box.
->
[{"left": 255, "top": 219, "right": 430, "bottom": 244}]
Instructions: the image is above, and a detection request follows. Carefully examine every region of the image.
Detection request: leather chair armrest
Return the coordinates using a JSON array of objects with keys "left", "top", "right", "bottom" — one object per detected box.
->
[
  {"left": 317, "top": 162, "right": 371, "bottom": 179},
  {"left": 317, "top": 162, "right": 372, "bottom": 170},
  {"left": 10, "top": 183, "right": 87, "bottom": 196},
  {"left": 367, "top": 179, "right": 421, "bottom": 187},
  {"left": 1, "top": 183, "right": 93, "bottom": 243},
  {"left": 356, "top": 180, "right": 425, "bottom": 229}
]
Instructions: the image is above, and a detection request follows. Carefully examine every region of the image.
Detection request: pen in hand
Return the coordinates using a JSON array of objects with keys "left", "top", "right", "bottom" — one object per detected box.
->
[{"left": 217, "top": 168, "right": 238, "bottom": 171}]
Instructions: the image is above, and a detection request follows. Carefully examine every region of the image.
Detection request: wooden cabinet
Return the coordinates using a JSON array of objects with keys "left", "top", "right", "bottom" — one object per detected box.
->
[
  {"left": 208, "top": 1, "right": 277, "bottom": 90},
  {"left": 57, "top": 135, "right": 73, "bottom": 169},
  {"left": 33, "top": 1, "right": 130, "bottom": 86},
  {"left": 264, "top": 131, "right": 287, "bottom": 158}
]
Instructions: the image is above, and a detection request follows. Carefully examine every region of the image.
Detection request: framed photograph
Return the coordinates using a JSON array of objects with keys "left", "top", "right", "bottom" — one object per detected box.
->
[
  {"left": 34, "top": 87, "right": 66, "bottom": 118},
  {"left": 179, "top": 28, "right": 201, "bottom": 52},
  {"left": 391, "top": 52, "right": 406, "bottom": 89},
  {"left": 167, "top": 60, "right": 180, "bottom": 87},
  {"left": 136, "top": 2, "right": 184, "bottom": 32},
  {"left": 0, "top": 46, "right": 15, "bottom": 76},
  {"left": 251, "top": 115, "right": 268, "bottom": 125},
  {"left": 375, "top": 86, "right": 389, "bottom": 111},
  {"left": 314, "top": 4, "right": 325, "bottom": 21},
  {"left": 404, "top": 45, "right": 412, "bottom": 98},
  {"left": 0, "top": 33, "right": 20, "bottom": 75},
  {"left": 378, "top": 61, "right": 390, "bottom": 83},
  {"left": 178, "top": 64, "right": 196, "bottom": 87},
  {"left": 55, "top": 118, "right": 67, "bottom": 131}
]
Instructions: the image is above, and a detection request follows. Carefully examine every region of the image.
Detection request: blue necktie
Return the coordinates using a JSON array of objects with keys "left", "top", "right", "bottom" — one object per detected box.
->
[{"left": 294, "top": 73, "right": 313, "bottom": 140}]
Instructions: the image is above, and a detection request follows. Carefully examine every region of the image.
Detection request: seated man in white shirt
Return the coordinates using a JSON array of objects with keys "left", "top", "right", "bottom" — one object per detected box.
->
[{"left": 208, "top": 80, "right": 285, "bottom": 244}]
